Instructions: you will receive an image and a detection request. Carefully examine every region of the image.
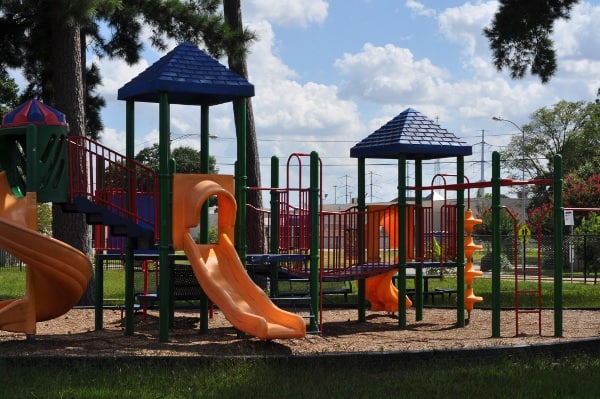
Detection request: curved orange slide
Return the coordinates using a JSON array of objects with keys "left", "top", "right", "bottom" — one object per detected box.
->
[
  {"left": 0, "top": 172, "right": 92, "bottom": 336},
  {"left": 172, "top": 174, "right": 306, "bottom": 340},
  {"left": 365, "top": 207, "right": 411, "bottom": 312},
  {"left": 366, "top": 270, "right": 412, "bottom": 312}
]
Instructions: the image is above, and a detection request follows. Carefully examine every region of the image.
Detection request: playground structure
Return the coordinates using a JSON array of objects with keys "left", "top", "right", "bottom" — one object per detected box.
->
[
  {"left": 0, "top": 42, "right": 566, "bottom": 342},
  {"left": 0, "top": 43, "right": 305, "bottom": 341}
]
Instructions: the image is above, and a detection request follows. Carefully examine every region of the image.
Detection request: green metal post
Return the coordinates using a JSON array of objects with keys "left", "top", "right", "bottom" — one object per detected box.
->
[
  {"left": 491, "top": 152, "right": 501, "bottom": 337},
  {"left": 158, "top": 92, "right": 171, "bottom": 342},
  {"left": 309, "top": 151, "right": 320, "bottom": 332},
  {"left": 25, "top": 126, "right": 38, "bottom": 193},
  {"left": 357, "top": 158, "right": 366, "bottom": 322},
  {"left": 200, "top": 105, "right": 210, "bottom": 238},
  {"left": 414, "top": 160, "right": 423, "bottom": 321},
  {"left": 270, "top": 156, "right": 280, "bottom": 297},
  {"left": 456, "top": 156, "right": 465, "bottom": 327},
  {"left": 198, "top": 105, "right": 210, "bottom": 334},
  {"left": 94, "top": 255, "right": 103, "bottom": 330},
  {"left": 124, "top": 99, "right": 135, "bottom": 336},
  {"left": 398, "top": 155, "right": 407, "bottom": 328},
  {"left": 125, "top": 240, "right": 135, "bottom": 336},
  {"left": 234, "top": 99, "right": 247, "bottom": 262},
  {"left": 553, "top": 154, "right": 563, "bottom": 337}
]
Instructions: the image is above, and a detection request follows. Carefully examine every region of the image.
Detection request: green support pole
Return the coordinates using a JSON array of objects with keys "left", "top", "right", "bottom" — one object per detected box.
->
[
  {"left": 125, "top": 240, "right": 135, "bottom": 336},
  {"left": 199, "top": 105, "right": 210, "bottom": 334},
  {"left": 234, "top": 99, "right": 247, "bottom": 262},
  {"left": 553, "top": 154, "right": 563, "bottom": 337},
  {"left": 25, "top": 126, "right": 37, "bottom": 194},
  {"left": 309, "top": 151, "right": 320, "bottom": 332},
  {"left": 398, "top": 155, "right": 407, "bottom": 329},
  {"left": 158, "top": 92, "right": 171, "bottom": 342},
  {"left": 270, "top": 156, "right": 280, "bottom": 298},
  {"left": 200, "top": 105, "right": 210, "bottom": 238},
  {"left": 357, "top": 158, "right": 366, "bottom": 322},
  {"left": 168, "top": 158, "right": 176, "bottom": 329},
  {"left": 456, "top": 156, "right": 465, "bottom": 327},
  {"left": 94, "top": 255, "right": 103, "bottom": 331},
  {"left": 124, "top": 99, "right": 135, "bottom": 336},
  {"left": 94, "top": 155, "right": 107, "bottom": 331},
  {"left": 491, "top": 152, "right": 501, "bottom": 337},
  {"left": 414, "top": 160, "right": 423, "bottom": 321}
]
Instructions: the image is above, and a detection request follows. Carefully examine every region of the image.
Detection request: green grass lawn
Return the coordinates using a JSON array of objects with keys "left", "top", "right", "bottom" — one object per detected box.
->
[{"left": 2, "top": 352, "right": 600, "bottom": 398}]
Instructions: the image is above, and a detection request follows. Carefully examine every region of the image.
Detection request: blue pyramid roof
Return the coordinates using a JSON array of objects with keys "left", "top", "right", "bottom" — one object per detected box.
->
[
  {"left": 117, "top": 41, "right": 254, "bottom": 105},
  {"left": 350, "top": 108, "right": 471, "bottom": 160}
]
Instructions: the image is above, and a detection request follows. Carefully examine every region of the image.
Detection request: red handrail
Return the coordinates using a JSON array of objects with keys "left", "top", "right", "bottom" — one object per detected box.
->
[{"left": 67, "top": 136, "right": 159, "bottom": 241}]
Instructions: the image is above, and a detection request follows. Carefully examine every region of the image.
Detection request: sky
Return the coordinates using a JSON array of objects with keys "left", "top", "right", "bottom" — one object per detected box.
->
[{"left": 60, "top": 1, "right": 600, "bottom": 204}]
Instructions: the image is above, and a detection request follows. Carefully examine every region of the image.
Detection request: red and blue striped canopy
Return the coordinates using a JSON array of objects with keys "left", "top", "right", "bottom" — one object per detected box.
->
[{"left": 2, "top": 99, "right": 68, "bottom": 127}]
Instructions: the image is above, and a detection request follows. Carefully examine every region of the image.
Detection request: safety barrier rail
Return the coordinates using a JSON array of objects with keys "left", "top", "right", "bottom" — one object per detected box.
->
[{"left": 67, "top": 136, "right": 159, "bottom": 240}]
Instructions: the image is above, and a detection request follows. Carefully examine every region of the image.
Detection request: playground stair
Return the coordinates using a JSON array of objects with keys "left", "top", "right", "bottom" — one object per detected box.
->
[{"left": 62, "top": 196, "right": 155, "bottom": 247}]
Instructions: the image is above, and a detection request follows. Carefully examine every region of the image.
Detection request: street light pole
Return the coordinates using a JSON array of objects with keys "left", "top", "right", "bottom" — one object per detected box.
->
[
  {"left": 492, "top": 116, "right": 526, "bottom": 223},
  {"left": 493, "top": 116, "right": 527, "bottom": 278}
]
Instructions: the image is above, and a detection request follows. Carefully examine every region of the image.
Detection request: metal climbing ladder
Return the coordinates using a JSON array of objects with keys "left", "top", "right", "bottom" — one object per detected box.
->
[{"left": 514, "top": 224, "right": 542, "bottom": 335}]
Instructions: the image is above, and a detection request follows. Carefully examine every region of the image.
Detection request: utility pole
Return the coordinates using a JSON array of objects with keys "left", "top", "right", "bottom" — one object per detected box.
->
[{"left": 475, "top": 129, "right": 489, "bottom": 197}]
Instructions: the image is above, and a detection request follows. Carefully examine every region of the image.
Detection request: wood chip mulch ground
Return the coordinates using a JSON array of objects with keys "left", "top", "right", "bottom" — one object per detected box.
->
[{"left": 1, "top": 307, "right": 599, "bottom": 358}]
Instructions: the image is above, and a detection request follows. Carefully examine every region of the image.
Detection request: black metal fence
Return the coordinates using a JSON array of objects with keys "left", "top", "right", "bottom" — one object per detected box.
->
[{"left": 473, "top": 234, "right": 599, "bottom": 282}]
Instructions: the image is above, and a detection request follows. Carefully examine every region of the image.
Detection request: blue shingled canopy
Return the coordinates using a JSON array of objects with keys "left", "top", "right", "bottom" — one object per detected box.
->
[
  {"left": 117, "top": 41, "right": 254, "bottom": 105},
  {"left": 350, "top": 108, "right": 471, "bottom": 160}
]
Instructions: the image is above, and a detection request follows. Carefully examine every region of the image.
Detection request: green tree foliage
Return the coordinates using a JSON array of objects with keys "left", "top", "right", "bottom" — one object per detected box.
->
[
  {"left": 135, "top": 144, "right": 216, "bottom": 174},
  {"left": 500, "top": 100, "right": 600, "bottom": 213},
  {"left": 0, "top": 0, "right": 253, "bottom": 140},
  {"left": 0, "top": 70, "right": 20, "bottom": 114},
  {"left": 484, "top": 0, "right": 580, "bottom": 83},
  {"left": 501, "top": 100, "right": 597, "bottom": 181},
  {"left": 37, "top": 203, "right": 53, "bottom": 236},
  {"left": 473, "top": 206, "right": 517, "bottom": 237}
]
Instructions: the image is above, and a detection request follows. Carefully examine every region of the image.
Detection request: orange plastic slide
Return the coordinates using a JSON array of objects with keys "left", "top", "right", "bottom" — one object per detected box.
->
[
  {"left": 366, "top": 270, "right": 412, "bottom": 312},
  {"left": 0, "top": 172, "right": 92, "bottom": 335},
  {"left": 365, "top": 206, "right": 411, "bottom": 312},
  {"left": 172, "top": 174, "right": 306, "bottom": 340}
]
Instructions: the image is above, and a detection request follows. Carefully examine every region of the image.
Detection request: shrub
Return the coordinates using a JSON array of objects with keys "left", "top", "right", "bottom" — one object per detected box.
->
[{"left": 480, "top": 252, "right": 513, "bottom": 272}]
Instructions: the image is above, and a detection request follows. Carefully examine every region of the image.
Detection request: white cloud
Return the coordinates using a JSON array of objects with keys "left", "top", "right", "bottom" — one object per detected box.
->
[
  {"left": 437, "top": 1, "right": 498, "bottom": 75},
  {"left": 245, "top": 0, "right": 328, "bottom": 27},
  {"left": 246, "top": 20, "right": 364, "bottom": 139},
  {"left": 334, "top": 43, "right": 448, "bottom": 104},
  {"left": 555, "top": 1, "right": 600, "bottom": 61},
  {"left": 405, "top": 0, "right": 437, "bottom": 18},
  {"left": 247, "top": 20, "right": 298, "bottom": 81}
]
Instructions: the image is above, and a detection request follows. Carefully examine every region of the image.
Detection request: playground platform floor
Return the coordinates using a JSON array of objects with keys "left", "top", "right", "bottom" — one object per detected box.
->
[{"left": 1, "top": 307, "right": 598, "bottom": 357}]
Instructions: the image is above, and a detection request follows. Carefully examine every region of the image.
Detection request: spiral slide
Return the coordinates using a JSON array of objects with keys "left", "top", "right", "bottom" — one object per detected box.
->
[
  {"left": 365, "top": 207, "right": 411, "bottom": 312},
  {"left": 172, "top": 174, "right": 306, "bottom": 340},
  {"left": 366, "top": 270, "right": 412, "bottom": 312},
  {"left": 0, "top": 172, "right": 92, "bottom": 335}
]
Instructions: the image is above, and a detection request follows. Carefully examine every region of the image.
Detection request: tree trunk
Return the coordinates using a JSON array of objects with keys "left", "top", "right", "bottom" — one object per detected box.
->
[
  {"left": 50, "top": 20, "right": 94, "bottom": 305},
  {"left": 223, "top": 0, "right": 265, "bottom": 255}
]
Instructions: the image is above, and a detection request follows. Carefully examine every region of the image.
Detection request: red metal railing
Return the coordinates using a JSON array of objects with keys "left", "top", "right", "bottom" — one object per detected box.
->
[
  {"left": 67, "top": 136, "right": 159, "bottom": 241},
  {"left": 247, "top": 195, "right": 459, "bottom": 279}
]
